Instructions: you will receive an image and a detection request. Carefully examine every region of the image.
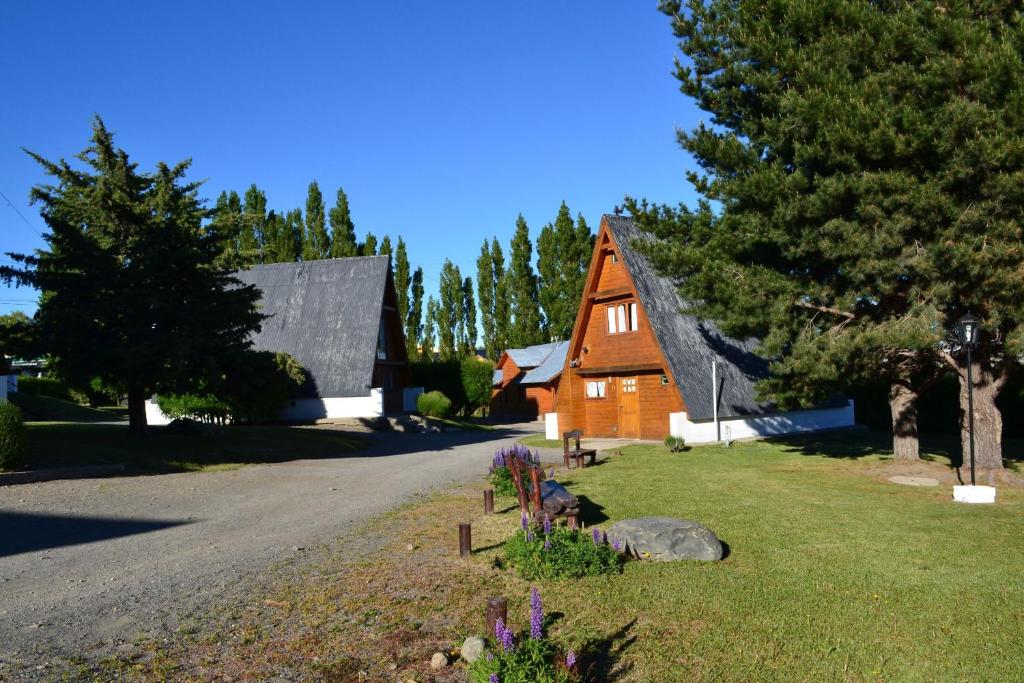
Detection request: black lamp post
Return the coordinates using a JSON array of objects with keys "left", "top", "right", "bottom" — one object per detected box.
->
[{"left": 955, "top": 313, "right": 981, "bottom": 486}]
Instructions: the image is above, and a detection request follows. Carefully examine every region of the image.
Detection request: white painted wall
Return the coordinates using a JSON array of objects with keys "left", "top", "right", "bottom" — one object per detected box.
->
[
  {"left": 545, "top": 412, "right": 559, "bottom": 440},
  {"left": 403, "top": 387, "right": 424, "bottom": 412},
  {"left": 670, "top": 400, "right": 855, "bottom": 445},
  {"left": 145, "top": 387, "right": 387, "bottom": 426}
]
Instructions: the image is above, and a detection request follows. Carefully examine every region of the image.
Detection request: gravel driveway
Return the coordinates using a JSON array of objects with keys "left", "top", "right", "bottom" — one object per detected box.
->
[{"left": 0, "top": 423, "right": 537, "bottom": 673}]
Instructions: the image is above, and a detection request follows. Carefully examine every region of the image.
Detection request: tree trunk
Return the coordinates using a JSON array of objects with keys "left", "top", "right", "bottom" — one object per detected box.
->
[
  {"left": 888, "top": 381, "right": 920, "bottom": 462},
  {"left": 127, "top": 385, "right": 148, "bottom": 436},
  {"left": 957, "top": 361, "right": 1003, "bottom": 479}
]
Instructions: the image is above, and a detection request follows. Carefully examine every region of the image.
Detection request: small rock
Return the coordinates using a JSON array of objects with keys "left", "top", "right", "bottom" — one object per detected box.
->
[
  {"left": 461, "top": 636, "right": 485, "bottom": 663},
  {"left": 387, "top": 662, "right": 398, "bottom": 671},
  {"left": 405, "top": 543, "right": 414, "bottom": 551},
  {"left": 430, "top": 651, "right": 448, "bottom": 669}
]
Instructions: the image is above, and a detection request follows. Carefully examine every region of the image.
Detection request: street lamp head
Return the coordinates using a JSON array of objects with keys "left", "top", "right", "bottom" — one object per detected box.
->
[{"left": 956, "top": 312, "right": 981, "bottom": 347}]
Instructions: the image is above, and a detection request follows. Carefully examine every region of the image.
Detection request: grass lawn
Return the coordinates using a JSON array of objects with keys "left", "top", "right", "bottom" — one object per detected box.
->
[
  {"left": 80, "top": 429, "right": 1024, "bottom": 681},
  {"left": 8, "top": 391, "right": 124, "bottom": 423},
  {"left": 19, "top": 422, "right": 365, "bottom": 474},
  {"left": 519, "top": 433, "right": 564, "bottom": 449}
]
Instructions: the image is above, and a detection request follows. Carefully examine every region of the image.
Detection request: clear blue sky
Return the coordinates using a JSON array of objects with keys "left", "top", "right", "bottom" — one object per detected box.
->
[{"left": 0, "top": 1, "right": 704, "bottom": 316}]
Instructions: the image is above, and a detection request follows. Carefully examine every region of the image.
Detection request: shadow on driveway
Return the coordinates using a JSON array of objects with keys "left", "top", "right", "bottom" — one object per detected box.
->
[{"left": 0, "top": 511, "right": 191, "bottom": 558}]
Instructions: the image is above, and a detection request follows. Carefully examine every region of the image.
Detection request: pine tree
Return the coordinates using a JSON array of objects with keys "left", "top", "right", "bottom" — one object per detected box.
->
[
  {"left": 507, "top": 215, "right": 545, "bottom": 347},
  {"left": 329, "top": 188, "right": 358, "bottom": 257},
  {"left": 492, "top": 238, "right": 510, "bottom": 354},
  {"left": 436, "top": 260, "right": 463, "bottom": 361},
  {"left": 360, "top": 232, "right": 378, "bottom": 256},
  {"left": 537, "top": 202, "right": 591, "bottom": 341},
  {"left": 407, "top": 266, "right": 424, "bottom": 359},
  {"left": 636, "top": 0, "right": 1024, "bottom": 468},
  {"left": 421, "top": 295, "right": 438, "bottom": 361},
  {"left": 461, "top": 276, "right": 477, "bottom": 356},
  {"left": 241, "top": 184, "right": 267, "bottom": 263},
  {"left": 0, "top": 117, "right": 263, "bottom": 435},
  {"left": 302, "top": 180, "right": 329, "bottom": 260},
  {"left": 395, "top": 237, "right": 411, "bottom": 324},
  {"left": 476, "top": 239, "right": 497, "bottom": 359}
]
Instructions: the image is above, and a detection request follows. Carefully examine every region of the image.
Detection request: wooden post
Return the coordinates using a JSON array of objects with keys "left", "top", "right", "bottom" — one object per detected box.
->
[
  {"left": 528, "top": 467, "right": 542, "bottom": 515},
  {"left": 567, "top": 513, "right": 578, "bottom": 530},
  {"left": 484, "top": 488, "right": 494, "bottom": 514},
  {"left": 459, "top": 523, "right": 471, "bottom": 557},
  {"left": 486, "top": 597, "right": 508, "bottom": 637}
]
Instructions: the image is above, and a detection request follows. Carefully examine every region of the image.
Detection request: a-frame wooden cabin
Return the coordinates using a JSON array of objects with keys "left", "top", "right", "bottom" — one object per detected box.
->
[{"left": 549, "top": 214, "right": 854, "bottom": 442}]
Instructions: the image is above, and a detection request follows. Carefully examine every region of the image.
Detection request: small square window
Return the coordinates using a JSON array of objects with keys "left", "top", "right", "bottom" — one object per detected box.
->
[
  {"left": 611, "top": 253, "right": 618, "bottom": 264},
  {"left": 660, "top": 374, "right": 669, "bottom": 385},
  {"left": 585, "top": 380, "right": 606, "bottom": 399}
]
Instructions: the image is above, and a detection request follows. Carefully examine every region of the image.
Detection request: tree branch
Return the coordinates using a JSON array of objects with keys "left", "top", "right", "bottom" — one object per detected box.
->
[{"left": 794, "top": 300, "right": 855, "bottom": 320}]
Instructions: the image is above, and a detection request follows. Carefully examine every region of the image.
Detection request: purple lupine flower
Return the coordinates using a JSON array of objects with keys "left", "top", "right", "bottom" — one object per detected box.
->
[
  {"left": 543, "top": 515, "right": 552, "bottom": 535},
  {"left": 486, "top": 651, "right": 494, "bottom": 662},
  {"left": 592, "top": 528, "right": 601, "bottom": 545},
  {"left": 495, "top": 617, "right": 515, "bottom": 652},
  {"left": 544, "top": 536, "right": 551, "bottom": 550},
  {"left": 489, "top": 674, "right": 500, "bottom": 683},
  {"left": 566, "top": 650, "right": 577, "bottom": 668},
  {"left": 612, "top": 539, "right": 622, "bottom": 552},
  {"left": 521, "top": 512, "right": 529, "bottom": 531},
  {"left": 526, "top": 528, "right": 534, "bottom": 542},
  {"left": 529, "top": 587, "right": 544, "bottom": 640}
]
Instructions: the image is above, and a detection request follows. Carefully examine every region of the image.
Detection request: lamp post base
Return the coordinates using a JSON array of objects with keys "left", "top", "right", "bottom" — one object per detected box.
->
[{"left": 952, "top": 485, "right": 996, "bottom": 504}]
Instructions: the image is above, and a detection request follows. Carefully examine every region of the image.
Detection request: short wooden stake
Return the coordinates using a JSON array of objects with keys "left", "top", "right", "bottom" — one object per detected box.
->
[
  {"left": 484, "top": 488, "right": 494, "bottom": 514},
  {"left": 486, "top": 596, "right": 508, "bottom": 636},
  {"left": 459, "top": 522, "right": 472, "bottom": 557},
  {"left": 567, "top": 513, "right": 579, "bottom": 530}
]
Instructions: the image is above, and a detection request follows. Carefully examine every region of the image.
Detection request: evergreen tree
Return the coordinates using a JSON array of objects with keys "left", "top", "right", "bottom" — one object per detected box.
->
[
  {"left": 421, "top": 295, "right": 438, "bottom": 361},
  {"left": 436, "top": 260, "right": 462, "bottom": 361},
  {"left": 407, "top": 266, "right": 424, "bottom": 359},
  {"left": 0, "top": 117, "right": 263, "bottom": 434},
  {"left": 301, "top": 180, "right": 329, "bottom": 260},
  {"left": 537, "top": 201, "right": 592, "bottom": 341},
  {"left": 635, "top": 0, "right": 1024, "bottom": 469},
  {"left": 210, "top": 190, "right": 244, "bottom": 267},
  {"left": 507, "top": 215, "right": 545, "bottom": 347},
  {"left": 379, "top": 235, "right": 393, "bottom": 261},
  {"left": 476, "top": 239, "right": 498, "bottom": 359},
  {"left": 395, "top": 237, "right": 411, "bottom": 324},
  {"left": 329, "top": 187, "right": 358, "bottom": 257},
  {"left": 360, "top": 232, "right": 378, "bottom": 256},
  {"left": 282, "top": 209, "right": 304, "bottom": 262},
  {"left": 491, "top": 238, "right": 510, "bottom": 354},
  {"left": 461, "top": 276, "right": 477, "bottom": 356},
  {"left": 262, "top": 210, "right": 285, "bottom": 263},
  {"left": 241, "top": 184, "right": 267, "bottom": 263}
]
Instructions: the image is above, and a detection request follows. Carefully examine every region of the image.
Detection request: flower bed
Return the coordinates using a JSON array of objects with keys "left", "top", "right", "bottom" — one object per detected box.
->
[
  {"left": 504, "top": 513, "right": 624, "bottom": 580},
  {"left": 489, "top": 444, "right": 540, "bottom": 497}
]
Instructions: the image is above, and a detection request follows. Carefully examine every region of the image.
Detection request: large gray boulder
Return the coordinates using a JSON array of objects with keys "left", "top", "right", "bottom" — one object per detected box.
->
[{"left": 608, "top": 517, "right": 723, "bottom": 561}]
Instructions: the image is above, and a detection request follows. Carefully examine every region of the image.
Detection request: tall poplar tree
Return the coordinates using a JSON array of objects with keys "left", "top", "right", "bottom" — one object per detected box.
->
[
  {"left": 492, "top": 238, "right": 511, "bottom": 355},
  {"left": 210, "top": 190, "right": 244, "bottom": 267},
  {"left": 302, "top": 180, "right": 329, "bottom": 260},
  {"left": 379, "top": 235, "right": 393, "bottom": 261},
  {"left": 436, "top": 260, "right": 463, "bottom": 360},
  {"left": 476, "top": 239, "right": 498, "bottom": 359},
  {"left": 407, "top": 266, "right": 424, "bottom": 359},
  {"left": 537, "top": 202, "right": 592, "bottom": 341},
  {"left": 422, "top": 295, "right": 438, "bottom": 360},
  {"left": 507, "top": 215, "right": 545, "bottom": 347},
  {"left": 636, "top": 0, "right": 1024, "bottom": 470},
  {"left": 329, "top": 187, "right": 358, "bottom": 257},
  {"left": 241, "top": 184, "right": 267, "bottom": 263},
  {"left": 461, "top": 276, "right": 477, "bottom": 356},
  {"left": 360, "top": 232, "right": 378, "bottom": 256},
  {"left": 1, "top": 117, "right": 263, "bottom": 435},
  {"left": 395, "top": 237, "right": 411, "bottom": 324},
  {"left": 282, "top": 209, "right": 304, "bottom": 262}
]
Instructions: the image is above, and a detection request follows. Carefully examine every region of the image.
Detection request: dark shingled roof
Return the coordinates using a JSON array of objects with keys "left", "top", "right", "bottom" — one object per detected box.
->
[
  {"left": 234, "top": 256, "right": 390, "bottom": 399},
  {"left": 605, "top": 215, "right": 773, "bottom": 420}
]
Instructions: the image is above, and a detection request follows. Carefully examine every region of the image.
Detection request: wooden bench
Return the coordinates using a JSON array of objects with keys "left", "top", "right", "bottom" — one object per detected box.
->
[
  {"left": 505, "top": 451, "right": 580, "bottom": 528},
  {"left": 563, "top": 430, "right": 597, "bottom": 469}
]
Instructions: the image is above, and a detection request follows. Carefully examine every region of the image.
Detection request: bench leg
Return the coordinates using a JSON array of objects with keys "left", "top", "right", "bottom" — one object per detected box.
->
[{"left": 566, "top": 513, "right": 578, "bottom": 530}]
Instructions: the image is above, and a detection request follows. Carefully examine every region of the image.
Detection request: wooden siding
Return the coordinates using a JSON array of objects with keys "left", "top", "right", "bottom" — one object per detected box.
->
[
  {"left": 553, "top": 224, "right": 685, "bottom": 439},
  {"left": 490, "top": 353, "right": 559, "bottom": 418}
]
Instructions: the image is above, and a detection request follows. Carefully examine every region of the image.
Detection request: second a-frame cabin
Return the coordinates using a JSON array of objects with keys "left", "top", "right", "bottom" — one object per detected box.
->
[{"left": 546, "top": 215, "right": 854, "bottom": 443}]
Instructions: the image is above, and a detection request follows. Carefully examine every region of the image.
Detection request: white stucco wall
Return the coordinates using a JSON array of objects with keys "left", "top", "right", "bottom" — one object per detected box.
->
[
  {"left": 545, "top": 412, "right": 559, "bottom": 440},
  {"left": 670, "top": 400, "right": 855, "bottom": 444},
  {"left": 145, "top": 387, "right": 386, "bottom": 426}
]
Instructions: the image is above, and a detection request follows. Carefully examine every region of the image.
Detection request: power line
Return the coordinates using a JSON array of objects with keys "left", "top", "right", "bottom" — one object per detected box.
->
[{"left": 0, "top": 189, "right": 43, "bottom": 239}]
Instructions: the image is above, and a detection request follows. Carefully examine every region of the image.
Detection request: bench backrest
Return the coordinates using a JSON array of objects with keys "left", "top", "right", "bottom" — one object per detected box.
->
[{"left": 562, "top": 429, "right": 583, "bottom": 454}]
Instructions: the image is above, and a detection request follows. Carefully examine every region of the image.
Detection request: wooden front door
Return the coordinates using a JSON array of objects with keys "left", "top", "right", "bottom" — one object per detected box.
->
[{"left": 618, "top": 376, "right": 640, "bottom": 438}]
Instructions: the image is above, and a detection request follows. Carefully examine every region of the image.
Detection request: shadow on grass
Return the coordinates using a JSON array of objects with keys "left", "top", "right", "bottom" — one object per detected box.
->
[
  {"left": 0, "top": 511, "right": 190, "bottom": 558},
  {"left": 579, "top": 618, "right": 638, "bottom": 681},
  {"left": 577, "top": 495, "right": 609, "bottom": 526}
]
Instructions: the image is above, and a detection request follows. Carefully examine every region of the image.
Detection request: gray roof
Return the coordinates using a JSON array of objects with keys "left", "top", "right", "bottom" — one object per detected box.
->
[
  {"left": 521, "top": 340, "right": 569, "bottom": 385},
  {"left": 234, "top": 256, "right": 391, "bottom": 399},
  {"left": 492, "top": 369, "right": 503, "bottom": 386},
  {"left": 506, "top": 341, "right": 562, "bottom": 369},
  {"left": 605, "top": 215, "right": 773, "bottom": 420}
]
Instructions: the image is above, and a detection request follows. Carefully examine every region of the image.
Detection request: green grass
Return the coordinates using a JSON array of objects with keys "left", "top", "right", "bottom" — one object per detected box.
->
[
  {"left": 530, "top": 431, "right": 1024, "bottom": 681},
  {"left": 436, "top": 417, "right": 496, "bottom": 431},
  {"left": 9, "top": 391, "right": 123, "bottom": 423},
  {"left": 518, "top": 433, "right": 564, "bottom": 449},
  {"left": 20, "top": 422, "right": 365, "bottom": 474}
]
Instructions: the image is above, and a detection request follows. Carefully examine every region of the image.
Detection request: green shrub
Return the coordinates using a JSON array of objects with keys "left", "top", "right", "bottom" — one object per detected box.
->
[
  {"left": 0, "top": 402, "right": 27, "bottom": 471},
  {"left": 504, "top": 522, "right": 624, "bottom": 580},
  {"left": 16, "top": 375, "right": 72, "bottom": 401},
  {"left": 664, "top": 434, "right": 686, "bottom": 452},
  {"left": 417, "top": 390, "right": 452, "bottom": 418},
  {"left": 461, "top": 356, "right": 495, "bottom": 416},
  {"left": 220, "top": 351, "right": 306, "bottom": 424},
  {"left": 469, "top": 586, "right": 579, "bottom": 683},
  {"left": 156, "top": 393, "right": 230, "bottom": 425}
]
